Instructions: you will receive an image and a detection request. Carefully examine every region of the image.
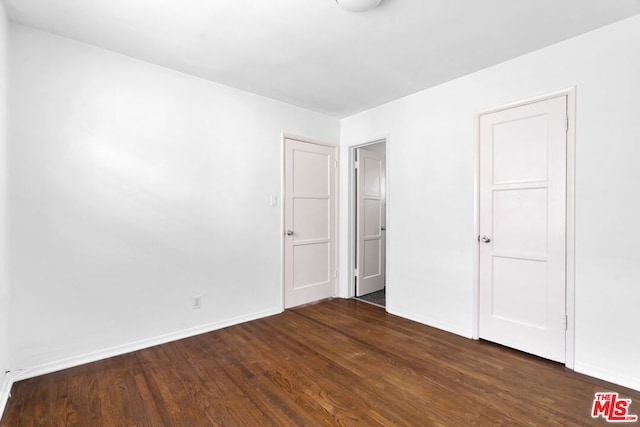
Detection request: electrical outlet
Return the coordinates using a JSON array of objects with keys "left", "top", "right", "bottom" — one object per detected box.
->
[{"left": 193, "top": 296, "right": 202, "bottom": 309}]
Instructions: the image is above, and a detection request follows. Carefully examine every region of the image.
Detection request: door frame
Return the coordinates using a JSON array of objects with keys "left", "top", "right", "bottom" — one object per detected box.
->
[
  {"left": 281, "top": 133, "right": 340, "bottom": 310},
  {"left": 472, "top": 88, "right": 576, "bottom": 369},
  {"left": 348, "top": 137, "right": 388, "bottom": 301}
]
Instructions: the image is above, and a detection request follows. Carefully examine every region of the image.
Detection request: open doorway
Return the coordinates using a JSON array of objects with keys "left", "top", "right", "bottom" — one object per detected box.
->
[{"left": 352, "top": 140, "right": 386, "bottom": 308}]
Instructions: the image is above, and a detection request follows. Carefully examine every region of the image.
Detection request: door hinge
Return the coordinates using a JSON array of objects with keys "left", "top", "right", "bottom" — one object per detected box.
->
[
  {"left": 354, "top": 268, "right": 359, "bottom": 277},
  {"left": 563, "top": 314, "right": 568, "bottom": 331},
  {"left": 334, "top": 270, "right": 338, "bottom": 278},
  {"left": 354, "top": 160, "right": 359, "bottom": 170},
  {"left": 334, "top": 160, "right": 338, "bottom": 168},
  {"left": 564, "top": 116, "right": 569, "bottom": 132}
]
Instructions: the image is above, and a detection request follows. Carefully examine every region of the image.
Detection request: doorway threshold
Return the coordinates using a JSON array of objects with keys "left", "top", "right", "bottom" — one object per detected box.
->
[{"left": 353, "top": 288, "right": 385, "bottom": 308}]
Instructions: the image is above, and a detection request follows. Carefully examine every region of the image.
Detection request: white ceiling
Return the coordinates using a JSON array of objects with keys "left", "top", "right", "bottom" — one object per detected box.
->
[{"left": 4, "top": 0, "right": 640, "bottom": 118}]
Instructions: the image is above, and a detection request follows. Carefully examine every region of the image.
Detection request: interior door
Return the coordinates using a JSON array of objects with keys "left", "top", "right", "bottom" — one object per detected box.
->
[
  {"left": 479, "top": 95, "right": 567, "bottom": 363},
  {"left": 355, "top": 148, "right": 386, "bottom": 296},
  {"left": 284, "top": 138, "right": 337, "bottom": 308}
]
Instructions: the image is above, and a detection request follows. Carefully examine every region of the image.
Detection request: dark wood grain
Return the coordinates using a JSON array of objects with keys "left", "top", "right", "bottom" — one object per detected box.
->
[{"left": 2, "top": 299, "right": 638, "bottom": 426}]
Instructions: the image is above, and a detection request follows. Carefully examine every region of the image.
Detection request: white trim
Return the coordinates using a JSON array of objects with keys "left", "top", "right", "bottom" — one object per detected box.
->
[
  {"left": 472, "top": 112, "right": 481, "bottom": 340},
  {"left": 387, "top": 306, "right": 472, "bottom": 339},
  {"left": 473, "top": 87, "right": 577, "bottom": 369},
  {"left": 282, "top": 132, "right": 337, "bottom": 148},
  {"left": 564, "top": 87, "right": 577, "bottom": 370},
  {"left": 281, "top": 134, "right": 340, "bottom": 308},
  {"left": 348, "top": 136, "right": 389, "bottom": 300},
  {"left": 574, "top": 362, "right": 640, "bottom": 393},
  {"left": 0, "top": 372, "right": 12, "bottom": 419},
  {"left": 476, "top": 87, "right": 577, "bottom": 116},
  {"left": 280, "top": 134, "right": 287, "bottom": 311},
  {"left": 10, "top": 307, "right": 281, "bottom": 382}
]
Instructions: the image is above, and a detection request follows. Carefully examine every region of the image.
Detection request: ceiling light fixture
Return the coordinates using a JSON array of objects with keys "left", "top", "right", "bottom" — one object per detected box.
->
[{"left": 335, "top": 0, "right": 382, "bottom": 13}]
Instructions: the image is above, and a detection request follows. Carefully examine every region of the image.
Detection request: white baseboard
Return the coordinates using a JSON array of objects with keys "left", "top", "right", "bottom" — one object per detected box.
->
[
  {"left": 574, "top": 362, "right": 640, "bottom": 393},
  {"left": 385, "top": 308, "right": 640, "bottom": 394},
  {"left": 12, "top": 307, "right": 282, "bottom": 382},
  {"left": 0, "top": 372, "right": 12, "bottom": 420},
  {"left": 386, "top": 305, "right": 472, "bottom": 339}
]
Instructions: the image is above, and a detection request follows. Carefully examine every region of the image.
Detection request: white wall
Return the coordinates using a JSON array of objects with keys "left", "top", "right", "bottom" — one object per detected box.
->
[
  {"left": 340, "top": 15, "right": 640, "bottom": 391},
  {"left": 0, "top": 0, "right": 10, "bottom": 416},
  {"left": 8, "top": 24, "right": 339, "bottom": 373}
]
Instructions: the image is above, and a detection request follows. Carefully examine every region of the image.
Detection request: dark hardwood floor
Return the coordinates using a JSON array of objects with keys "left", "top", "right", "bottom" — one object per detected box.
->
[{"left": 2, "top": 299, "right": 638, "bottom": 426}]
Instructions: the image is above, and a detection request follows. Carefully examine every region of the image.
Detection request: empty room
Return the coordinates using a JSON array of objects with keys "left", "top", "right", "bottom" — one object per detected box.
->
[{"left": 1, "top": 0, "right": 640, "bottom": 425}]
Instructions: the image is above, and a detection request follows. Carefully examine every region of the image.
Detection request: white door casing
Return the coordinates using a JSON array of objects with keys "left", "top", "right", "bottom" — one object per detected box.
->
[
  {"left": 355, "top": 148, "right": 386, "bottom": 296},
  {"left": 284, "top": 137, "right": 337, "bottom": 308},
  {"left": 478, "top": 95, "right": 567, "bottom": 363}
]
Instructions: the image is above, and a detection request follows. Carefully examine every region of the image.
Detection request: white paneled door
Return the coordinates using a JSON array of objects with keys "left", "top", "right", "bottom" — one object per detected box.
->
[
  {"left": 355, "top": 148, "right": 386, "bottom": 296},
  {"left": 479, "top": 96, "right": 567, "bottom": 363},
  {"left": 284, "top": 138, "right": 337, "bottom": 308}
]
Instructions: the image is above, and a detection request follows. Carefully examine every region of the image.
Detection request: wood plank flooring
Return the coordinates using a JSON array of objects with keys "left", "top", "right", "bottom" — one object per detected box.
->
[{"left": 2, "top": 299, "right": 638, "bottom": 426}]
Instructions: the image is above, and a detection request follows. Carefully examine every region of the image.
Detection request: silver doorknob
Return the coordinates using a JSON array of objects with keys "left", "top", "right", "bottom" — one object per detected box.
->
[
  {"left": 481, "top": 235, "right": 491, "bottom": 243},
  {"left": 286, "top": 230, "right": 294, "bottom": 236}
]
